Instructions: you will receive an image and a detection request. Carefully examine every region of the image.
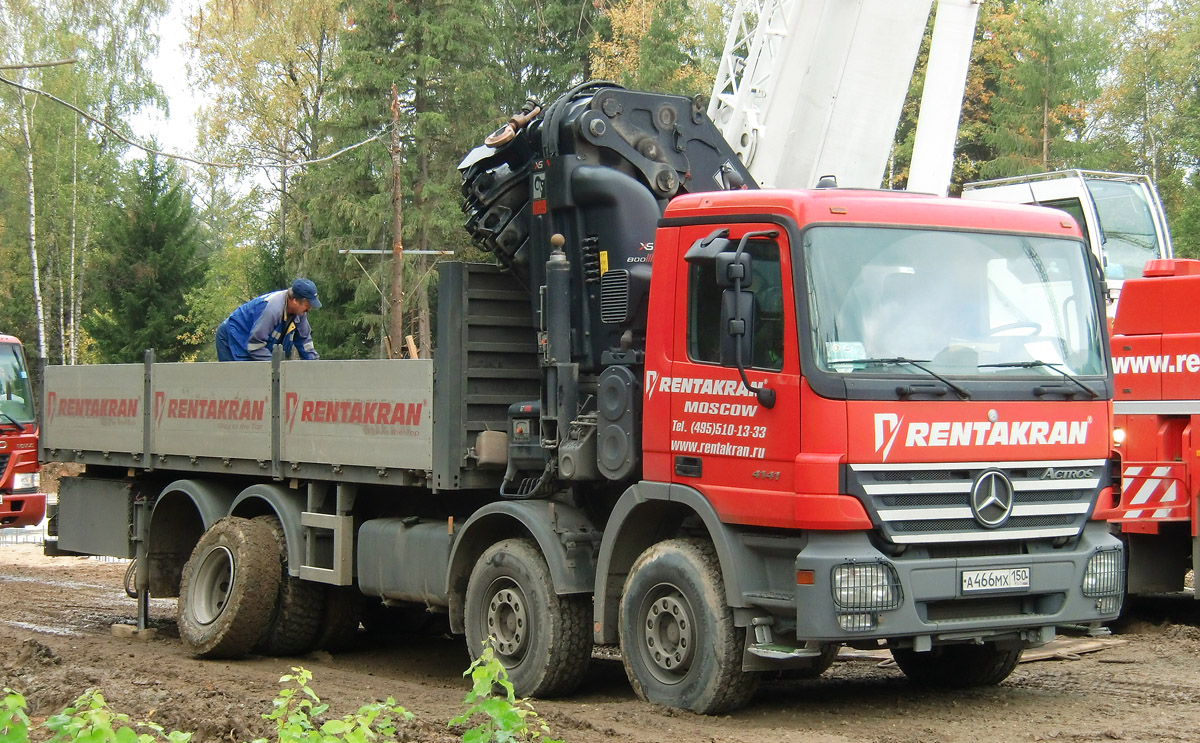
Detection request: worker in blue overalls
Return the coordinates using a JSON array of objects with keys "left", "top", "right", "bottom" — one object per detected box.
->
[{"left": 215, "top": 278, "right": 322, "bottom": 361}]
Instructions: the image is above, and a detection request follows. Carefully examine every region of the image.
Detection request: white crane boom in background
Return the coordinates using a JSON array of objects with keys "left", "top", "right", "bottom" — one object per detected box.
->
[{"left": 708, "top": 0, "right": 981, "bottom": 194}]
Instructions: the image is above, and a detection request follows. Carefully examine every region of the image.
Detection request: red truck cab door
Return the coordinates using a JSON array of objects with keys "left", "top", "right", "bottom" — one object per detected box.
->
[{"left": 657, "top": 224, "right": 803, "bottom": 529}]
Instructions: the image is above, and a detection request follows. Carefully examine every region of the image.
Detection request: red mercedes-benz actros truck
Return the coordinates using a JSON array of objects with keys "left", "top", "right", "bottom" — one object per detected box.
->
[{"left": 42, "top": 86, "right": 1123, "bottom": 714}]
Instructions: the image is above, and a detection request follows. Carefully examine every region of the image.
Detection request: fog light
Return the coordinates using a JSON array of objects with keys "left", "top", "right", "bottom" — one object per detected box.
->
[
  {"left": 837, "top": 613, "right": 877, "bottom": 632},
  {"left": 831, "top": 563, "right": 901, "bottom": 611},
  {"left": 12, "top": 472, "right": 38, "bottom": 491},
  {"left": 1083, "top": 549, "right": 1124, "bottom": 598}
]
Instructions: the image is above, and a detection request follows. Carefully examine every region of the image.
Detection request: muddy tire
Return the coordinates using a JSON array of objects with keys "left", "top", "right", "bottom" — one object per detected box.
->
[
  {"left": 314, "top": 586, "right": 363, "bottom": 652},
  {"left": 891, "top": 643, "right": 1022, "bottom": 687},
  {"left": 619, "top": 538, "right": 758, "bottom": 714},
  {"left": 464, "top": 539, "right": 591, "bottom": 698},
  {"left": 254, "top": 516, "right": 325, "bottom": 656},
  {"left": 177, "top": 517, "right": 280, "bottom": 658}
]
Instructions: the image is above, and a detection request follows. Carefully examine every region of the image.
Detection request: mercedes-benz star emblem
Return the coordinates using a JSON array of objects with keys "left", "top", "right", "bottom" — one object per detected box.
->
[{"left": 971, "top": 470, "right": 1015, "bottom": 528}]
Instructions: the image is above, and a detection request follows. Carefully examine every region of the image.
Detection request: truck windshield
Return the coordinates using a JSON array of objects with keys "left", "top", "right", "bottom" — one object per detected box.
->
[
  {"left": 0, "top": 342, "right": 35, "bottom": 424},
  {"left": 1086, "top": 178, "right": 1162, "bottom": 281},
  {"left": 804, "top": 226, "right": 1106, "bottom": 378}
]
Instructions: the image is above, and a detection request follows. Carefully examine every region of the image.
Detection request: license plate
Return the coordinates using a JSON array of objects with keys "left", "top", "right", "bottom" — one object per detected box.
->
[{"left": 961, "top": 567, "right": 1030, "bottom": 593}]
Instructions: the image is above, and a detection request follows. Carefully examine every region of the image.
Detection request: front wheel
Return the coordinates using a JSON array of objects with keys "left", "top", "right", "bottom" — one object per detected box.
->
[
  {"left": 177, "top": 517, "right": 281, "bottom": 658},
  {"left": 464, "top": 539, "right": 591, "bottom": 698},
  {"left": 891, "top": 643, "right": 1022, "bottom": 687},
  {"left": 619, "top": 538, "right": 758, "bottom": 714}
]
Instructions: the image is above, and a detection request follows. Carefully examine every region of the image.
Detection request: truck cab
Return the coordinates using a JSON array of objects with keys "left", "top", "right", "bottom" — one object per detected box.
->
[
  {"left": 0, "top": 334, "right": 44, "bottom": 528},
  {"left": 637, "top": 188, "right": 1123, "bottom": 658}
]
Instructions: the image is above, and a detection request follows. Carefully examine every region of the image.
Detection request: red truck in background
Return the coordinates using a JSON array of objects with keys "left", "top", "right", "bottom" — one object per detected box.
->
[
  {"left": 1110, "top": 259, "right": 1200, "bottom": 593},
  {"left": 0, "top": 333, "right": 45, "bottom": 528}
]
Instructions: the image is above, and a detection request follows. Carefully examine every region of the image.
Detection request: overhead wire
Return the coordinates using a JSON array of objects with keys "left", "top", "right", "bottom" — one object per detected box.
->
[{"left": 0, "top": 68, "right": 390, "bottom": 171}]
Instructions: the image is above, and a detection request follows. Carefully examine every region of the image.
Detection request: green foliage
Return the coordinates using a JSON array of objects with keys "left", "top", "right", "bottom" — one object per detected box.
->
[
  {"left": 980, "top": 0, "right": 1111, "bottom": 177},
  {"left": 0, "top": 689, "right": 31, "bottom": 743},
  {"left": 590, "top": 0, "right": 727, "bottom": 96},
  {"left": 251, "top": 667, "right": 412, "bottom": 743},
  {"left": 450, "top": 645, "right": 561, "bottom": 743},
  {"left": 1, "top": 663, "right": 566, "bottom": 743},
  {"left": 39, "top": 689, "right": 189, "bottom": 743},
  {"left": 83, "top": 152, "right": 209, "bottom": 363}
]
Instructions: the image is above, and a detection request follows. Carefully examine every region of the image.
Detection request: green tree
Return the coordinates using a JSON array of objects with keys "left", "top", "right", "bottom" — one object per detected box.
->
[
  {"left": 186, "top": 0, "right": 343, "bottom": 265},
  {"left": 590, "top": 0, "right": 727, "bottom": 96},
  {"left": 979, "top": 0, "right": 1110, "bottom": 177},
  {"left": 84, "top": 153, "right": 208, "bottom": 362},
  {"left": 0, "top": 0, "right": 166, "bottom": 364},
  {"left": 292, "top": 0, "right": 500, "bottom": 359},
  {"left": 486, "top": 0, "right": 600, "bottom": 105}
]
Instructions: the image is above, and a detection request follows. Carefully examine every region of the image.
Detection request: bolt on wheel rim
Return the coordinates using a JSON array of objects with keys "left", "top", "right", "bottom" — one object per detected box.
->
[
  {"left": 639, "top": 586, "right": 695, "bottom": 683},
  {"left": 190, "top": 545, "right": 234, "bottom": 625},
  {"left": 485, "top": 582, "right": 528, "bottom": 662}
]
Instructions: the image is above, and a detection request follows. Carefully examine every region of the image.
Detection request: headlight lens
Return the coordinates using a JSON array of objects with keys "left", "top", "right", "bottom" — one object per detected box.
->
[
  {"left": 12, "top": 472, "right": 39, "bottom": 491},
  {"left": 831, "top": 563, "right": 901, "bottom": 611}
]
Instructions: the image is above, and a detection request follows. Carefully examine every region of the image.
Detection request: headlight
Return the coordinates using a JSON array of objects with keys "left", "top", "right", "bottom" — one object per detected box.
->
[
  {"left": 12, "top": 472, "right": 39, "bottom": 491},
  {"left": 1082, "top": 549, "right": 1124, "bottom": 598},
  {"left": 831, "top": 563, "right": 901, "bottom": 611}
]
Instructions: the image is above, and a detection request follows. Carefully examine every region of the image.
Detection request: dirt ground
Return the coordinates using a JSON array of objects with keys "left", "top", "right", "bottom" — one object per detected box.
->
[{"left": 1, "top": 543, "right": 1200, "bottom": 743}]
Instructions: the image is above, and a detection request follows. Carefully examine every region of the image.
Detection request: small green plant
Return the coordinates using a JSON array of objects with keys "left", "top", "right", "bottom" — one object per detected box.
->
[
  {"left": 250, "top": 667, "right": 413, "bottom": 743},
  {"left": 0, "top": 690, "right": 31, "bottom": 743},
  {"left": 449, "top": 644, "right": 561, "bottom": 743},
  {"left": 41, "top": 689, "right": 191, "bottom": 743}
]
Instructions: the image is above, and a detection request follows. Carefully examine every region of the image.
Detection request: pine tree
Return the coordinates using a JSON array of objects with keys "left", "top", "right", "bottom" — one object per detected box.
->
[
  {"left": 980, "top": 0, "right": 1110, "bottom": 177},
  {"left": 84, "top": 153, "right": 209, "bottom": 362},
  {"left": 292, "top": 0, "right": 501, "bottom": 359}
]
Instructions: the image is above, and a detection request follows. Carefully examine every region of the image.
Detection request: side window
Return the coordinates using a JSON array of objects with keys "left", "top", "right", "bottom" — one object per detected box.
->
[{"left": 686, "top": 240, "right": 784, "bottom": 370}]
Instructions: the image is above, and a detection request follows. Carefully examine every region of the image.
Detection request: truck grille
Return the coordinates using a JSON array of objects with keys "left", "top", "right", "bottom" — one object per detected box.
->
[
  {"left": 848, "top": 459, "right": 1105, "bottom": 546},
  {"left": 0, "top": 453, "right": 8, "bottom": 476}
]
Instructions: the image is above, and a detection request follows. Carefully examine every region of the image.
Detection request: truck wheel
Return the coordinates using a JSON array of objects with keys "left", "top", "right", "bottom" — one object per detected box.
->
[
  {"left": 464, "top": 539, "right": 591, "bottom": 698},
  {"left": 891, "top": 643, "right": 1022, "bottom": 687},
  {"left": 254, "top": 515, "right": 326, "bottom": 656},
  {"left": 619, "top": 538, "right": 758, "bottom": 714},
  {"left": 177, "top": 517, "right": 281, "bottom": 658}
]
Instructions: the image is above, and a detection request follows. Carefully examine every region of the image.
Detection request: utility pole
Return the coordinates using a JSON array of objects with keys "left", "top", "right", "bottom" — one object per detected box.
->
[{"left": 387, "top": 84, "right": 405, "bottom": 358}]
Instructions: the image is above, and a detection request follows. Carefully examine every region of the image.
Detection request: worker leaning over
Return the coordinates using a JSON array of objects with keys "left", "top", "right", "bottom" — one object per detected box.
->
[{"left": 216, "top": 278, "right": 322, "bottom": 361}]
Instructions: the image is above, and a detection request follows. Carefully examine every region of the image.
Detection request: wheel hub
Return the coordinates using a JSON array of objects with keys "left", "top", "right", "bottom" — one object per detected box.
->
[
  {"left": 190, "top": 545, "right": 234, "bottom": 625},
  {"left": 486, "top": 586, "right": 528, "bottom": 659},
  {"left": 641, "top": 590, "right": 695, "bottom": 681}
]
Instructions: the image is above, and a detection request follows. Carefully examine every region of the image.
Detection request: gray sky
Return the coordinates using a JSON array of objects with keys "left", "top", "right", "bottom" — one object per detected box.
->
[{"left": 131, "top": 0, "right": 199, "bottom": 160}]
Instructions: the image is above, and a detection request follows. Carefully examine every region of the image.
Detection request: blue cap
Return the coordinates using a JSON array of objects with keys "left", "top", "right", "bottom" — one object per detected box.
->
[{"left": 291, "top": 278, "right": 321, "bottom": 309}]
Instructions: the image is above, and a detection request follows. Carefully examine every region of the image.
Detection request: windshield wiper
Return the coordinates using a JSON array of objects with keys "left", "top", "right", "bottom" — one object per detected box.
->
[
  {"left": 0, "top": 411, "right": 25, "bottom": 431},
  {"left": 837, "top": 357, "right": 971, "bottom": 400},
  {"left": 978, "top": 360, "right": 1100, "bottom": 399}
]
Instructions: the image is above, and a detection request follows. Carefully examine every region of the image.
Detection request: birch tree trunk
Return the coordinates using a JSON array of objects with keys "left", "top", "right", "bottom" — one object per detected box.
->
[
  {"left": 18, "top": 89, "right": 46, "bottom": 359},
  {"left": 69, "top": 114, "right": 79, "bottom": 364}
]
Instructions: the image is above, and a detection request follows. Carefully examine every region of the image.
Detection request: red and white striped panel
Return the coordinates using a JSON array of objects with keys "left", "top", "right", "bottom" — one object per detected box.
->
[{"left": 1117, "top": 464, "right": 1191, "bottom": 521}]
